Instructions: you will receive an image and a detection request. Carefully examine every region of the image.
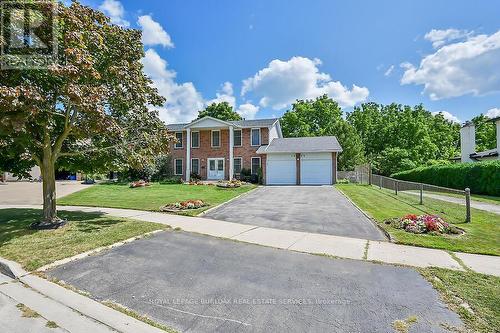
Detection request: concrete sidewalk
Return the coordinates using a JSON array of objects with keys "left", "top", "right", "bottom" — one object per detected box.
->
[{"left": 2, "top": 204, "right": 498, "bottom": 276}]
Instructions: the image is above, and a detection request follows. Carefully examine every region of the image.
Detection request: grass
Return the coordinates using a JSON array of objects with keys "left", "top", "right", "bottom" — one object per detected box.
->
[
  {"left": 103, "top": 301, "right": 177, "bottom": 332},
  {"left": 420, "top": 268, "right": 500, "bottom": 333},
  {"left": 16, "top": 303, "right": 40, "bottom": 318},
  {"left": 58, "top": 183, "right": 257, "bottom": 216},
  {"left": 337, "top": 184, "right": 500, "bottom": 255},
  {"left": 46, "top": 321, "right": 59, "bottom": 328},
  {"left": 0, "top": 209, "right": 165, "bottom": 270}
]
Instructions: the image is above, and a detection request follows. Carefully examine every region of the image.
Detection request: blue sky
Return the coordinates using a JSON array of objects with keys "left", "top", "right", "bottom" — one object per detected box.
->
[{"left": 84, "top": 0, "right": 500, "bottom": 124}]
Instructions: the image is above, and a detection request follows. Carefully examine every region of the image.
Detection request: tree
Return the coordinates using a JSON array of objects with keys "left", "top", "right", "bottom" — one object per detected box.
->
[
  {"left": 197, "top": 102, "right": 242, "bottom": 121},
  {"left": 472, "top": 114, "right": 496, "bottom": 152},
  {"left": 280, "top": 95, "right": 365, "bottom": 170},
  {"left": 347, "top": 103, "right": 460, "bottom": 175},
  {"left": 0, "top": 2, "right": 171, "bottom": 228}
]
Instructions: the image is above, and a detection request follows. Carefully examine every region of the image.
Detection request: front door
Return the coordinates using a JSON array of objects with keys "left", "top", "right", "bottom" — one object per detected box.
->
[{"left": 208, "top": 158, "right": 225, "bottom": 180}]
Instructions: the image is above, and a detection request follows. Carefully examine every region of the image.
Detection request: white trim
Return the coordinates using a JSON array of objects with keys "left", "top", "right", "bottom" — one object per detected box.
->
[
  {"left": 233, "top": 157, "right": 243, "bottom": 174},
  {"left": 229, "top": 126, "right": 234, "bottom": 180},
  {"left": 250, "top": 128, "right": 261, "bottom": 146},
  {"left": 233, "top": 129, "right": 242, "bottom": 147},
  {"left": 191, "top": 131, "right": 200, "bottom": 148},
  {"left": 184, "top": 116, "right": 241, "bottom": 129},
  {"left": 251, "top": 156, "right": 261, "bottom": 175},
  {"left": 191, "top": 158, "right": 200, "bottom": 175},
  {"left": 207, "top": 157, "right": 225, "bottom": 180},
  {"left": 174, "top": 158, "right": 183, "bottom": 175},
  {"left": 174, "top": 132, "right": 183, "bottom": 149},
  {"left": 211, "top": 130, "right": 221, "bottom": 147}
]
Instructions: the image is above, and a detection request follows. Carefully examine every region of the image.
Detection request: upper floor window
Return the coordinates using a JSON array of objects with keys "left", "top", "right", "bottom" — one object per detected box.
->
[
  {"left": 174, "top": 132, "right": 183, "bottom": 149},
  {"left": 233, "top": 129, "right": 242, "bottom": 146},
  {"left": 211, "top": 130, "right": 220, "bottom": 147},
  {"left": 191, "top": 131, "right": 200, "bottom": 148},
  {"left": 251, "top": 128, "right": 261, "bottom": 146}
]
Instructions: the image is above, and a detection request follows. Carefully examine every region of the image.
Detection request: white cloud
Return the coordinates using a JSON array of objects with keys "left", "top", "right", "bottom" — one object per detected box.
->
[
  {"left": 432, "top": 111, "right": 460, "bottom": 123},
  {"left": 138, "top": 15, "right": 174, "bottom": 48},
  {"left": 142, "top": 49, "right": 204, "bottom": 123},
  {"left": 241, "top": 56, "right": 369, "bottom": 109},
  {"left": 384, "top": 65, "right": 394, "bottom": 77},
  {"left": 236, "top": 103, "right": 259, "bottom": 119},
  {"left": 99, "top": 0, "right": 129, "bottom": 27},
  {"left": 401, "top": 30, "right": 500, "bottom": 100},
  {"left": 486, "top": 107, "right": 500, "bottom": 119},
  {"left": 424, "top": 28, "right": 473, "bottom": 49},
  {"left": 206, "top": 81, "right": 236, "bottom": 107}
]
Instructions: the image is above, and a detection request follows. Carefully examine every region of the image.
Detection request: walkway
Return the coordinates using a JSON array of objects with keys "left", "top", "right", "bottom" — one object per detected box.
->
[
  {"left": 406, "top": 191, "right": 500, "bottom": 215},
  {"left": 2, "top": 204, "right": 498, "bottom": 276}
]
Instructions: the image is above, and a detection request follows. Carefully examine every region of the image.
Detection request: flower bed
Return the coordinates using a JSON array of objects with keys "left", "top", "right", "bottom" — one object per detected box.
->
[
  {"left": 384, "top": 214, "right": 462, "bottom": 235},
  {"left": 216, "top": 180, "right": 243, "bottom": 188},
  {"left": 160, "top": 199, "right": 208, "bottom": 212},
  {"left": 129, "top": 180, "right": 151, "bottom": 188}
]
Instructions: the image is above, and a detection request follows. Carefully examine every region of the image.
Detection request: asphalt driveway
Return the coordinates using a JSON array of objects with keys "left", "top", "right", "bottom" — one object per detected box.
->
[
  {"left": 47, "top": 231, "right": 462, "bottom": 333},
  {"left": 204, "top": 186, "right": 386, "bottom": 240},
  {"left": 0, "top": 181, "right": 90, "bottom": 205}
]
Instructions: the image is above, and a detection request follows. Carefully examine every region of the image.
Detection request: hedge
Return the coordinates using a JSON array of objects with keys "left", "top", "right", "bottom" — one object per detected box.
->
[{"left": 391, "top": 160, "right": 500, "bottom": 196}]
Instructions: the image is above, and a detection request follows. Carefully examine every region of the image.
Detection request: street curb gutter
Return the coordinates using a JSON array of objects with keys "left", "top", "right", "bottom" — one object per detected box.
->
[{"left": 0, "top": 256, "right": 165, "bottom": 333}]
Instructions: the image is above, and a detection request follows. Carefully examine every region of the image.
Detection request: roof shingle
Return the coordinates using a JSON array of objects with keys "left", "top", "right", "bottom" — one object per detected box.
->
[{"left": 257, "top": 136, "right": 343, "bottom": 154}]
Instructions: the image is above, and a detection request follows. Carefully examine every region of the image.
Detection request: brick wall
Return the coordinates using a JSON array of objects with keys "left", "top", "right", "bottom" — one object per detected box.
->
[{"left": 168, "top": 127, "right": 269, "bottom": 181}]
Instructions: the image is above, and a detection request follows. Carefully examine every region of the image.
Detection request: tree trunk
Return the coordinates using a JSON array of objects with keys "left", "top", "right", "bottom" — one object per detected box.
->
[{"left": 41, "top": 152, "right": 58, "bottom": 223}]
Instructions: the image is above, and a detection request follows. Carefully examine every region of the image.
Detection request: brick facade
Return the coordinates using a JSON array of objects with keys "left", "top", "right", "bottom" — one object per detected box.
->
[{"left": 169, "top": 127, "right": 269, "bottom": 181}]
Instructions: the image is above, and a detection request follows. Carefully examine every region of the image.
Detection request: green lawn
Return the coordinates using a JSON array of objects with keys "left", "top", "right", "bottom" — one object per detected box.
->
[
  {"left": 337, "top": 184, "right": 500, "bottom": 256},
  {"left": 58, "top": 183, "right": 257, "bottom": 216},
  {"left": 0, "top": 208, "right": 165, "bottom": 271},
  {"left": 420, "top": 268, "right": 500, "bottom": 333}
]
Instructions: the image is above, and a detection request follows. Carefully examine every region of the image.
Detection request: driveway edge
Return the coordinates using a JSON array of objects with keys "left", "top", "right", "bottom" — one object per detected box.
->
[
  {"left": 198, "top": 185, "right": 261, "bottom": 217},
  {"left": 335, "top": 185, "right": 393, "bottom": 242}
]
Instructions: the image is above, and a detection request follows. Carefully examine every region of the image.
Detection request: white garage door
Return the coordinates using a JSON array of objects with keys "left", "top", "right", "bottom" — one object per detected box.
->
[
  {"left": 300, "top": 153, "right": 332, "bottom": 185},
  {"left": 266, "top": 153, "right": 296, "bottom": 185}
]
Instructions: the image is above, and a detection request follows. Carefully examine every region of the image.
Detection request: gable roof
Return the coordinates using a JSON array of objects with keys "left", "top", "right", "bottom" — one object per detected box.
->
[
  {"left": 166, "top": 117, "right": 279, "bottom": 131},
  {"left": 257, "top": 136, "right": 343, "bottom": 154}
]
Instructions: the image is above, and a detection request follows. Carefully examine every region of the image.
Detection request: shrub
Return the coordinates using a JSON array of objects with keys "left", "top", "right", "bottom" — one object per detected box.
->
[{"left": 391, "top": 161, "right": 500, "bottom": 196}]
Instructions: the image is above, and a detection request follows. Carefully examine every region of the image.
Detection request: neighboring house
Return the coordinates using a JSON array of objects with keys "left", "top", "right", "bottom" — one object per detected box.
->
[
  {"left": 455, "top": 116, "right": 500, "bottom": 163},
  {"left": 167, "top": 116, "right": 342, "bottom": 185},
  {"left": 2, "top": 166, "right": 41, "bottom": 182}
]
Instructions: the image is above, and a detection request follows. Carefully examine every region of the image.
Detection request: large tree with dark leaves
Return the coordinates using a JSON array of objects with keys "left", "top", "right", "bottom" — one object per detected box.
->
[
  {"left": 197, "top": 102, "right": 242, "bottom": 121},
  {"left": 0, "top": 2, "right": 171, "bottom": 227},
  {"left": 280, "top": 95, "right": 365, "bottom": 170}
]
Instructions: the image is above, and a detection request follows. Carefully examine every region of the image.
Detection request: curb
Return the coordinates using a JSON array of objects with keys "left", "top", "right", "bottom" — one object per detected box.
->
[
  {"left": 0, "top": 257, "right": 28, "bottom": 279},
  {"left": 335, "top": 185, "right": 393, "bottom": 242},
  {"left": 198, "top": 185, "right": 261, "bottom": 217}
]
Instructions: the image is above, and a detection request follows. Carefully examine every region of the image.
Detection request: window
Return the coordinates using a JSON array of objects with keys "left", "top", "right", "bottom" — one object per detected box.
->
[
  {"left": 211, "top": 130, "right": 220, "bottom": 147},
  {"left": 191, "top": 158, "right": 199, "bottom": 175},
  {"left": 251, "top": 128, "right": 260, "bottom": 146},
  {"left": 233, "top": 157, "right": 242, "bottom": 174},
  {"left": 174, "top": 132, "right": 183, "bottom": 148},
  {"left": 233, "top": 129, "right": 242, "bottom": 147},
  {"left": 251, "top": 157, "right": 261, "bottom": 175},
  {"left": 191, "top": 131, "right": 199, "bottom": 148},
  {"left": 174, "top": 159, "right": 183, "bottom": 175}
]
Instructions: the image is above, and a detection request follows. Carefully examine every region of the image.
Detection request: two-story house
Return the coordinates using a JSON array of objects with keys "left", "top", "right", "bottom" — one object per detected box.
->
[{"left": 167, "top": 116, "right": 343, "bottom": 185}]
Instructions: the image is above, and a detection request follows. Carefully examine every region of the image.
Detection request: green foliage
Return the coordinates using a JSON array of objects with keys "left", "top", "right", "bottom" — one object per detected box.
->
[
  {"left": 120, "top": 155, "right": 174, "bottom": 182},
  {"left": 347, "top": 103, "right": 461, "bottom": 175},
  {"left": 197, "top": 102, "right": 242, "bottom": 121},
  {"left": 392, "top": 161, "right": 500, "bottom": 196},
  {"left": 280, "top": 95, "right": 365, "bottom": 170},
  {"left": 472, "top": 114, "right": 497, "bottom": 152}
]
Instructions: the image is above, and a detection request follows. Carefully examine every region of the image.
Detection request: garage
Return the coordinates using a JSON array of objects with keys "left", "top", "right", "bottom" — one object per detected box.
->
[
  {"left": 266, "top": 153, "right": 296, "bottom": 185},
  {"left": 257, "top": 136, "right": 342, "bottom": 186},
  {"left": 300, "top": 153, "right": 332, "bottom": 185}
]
